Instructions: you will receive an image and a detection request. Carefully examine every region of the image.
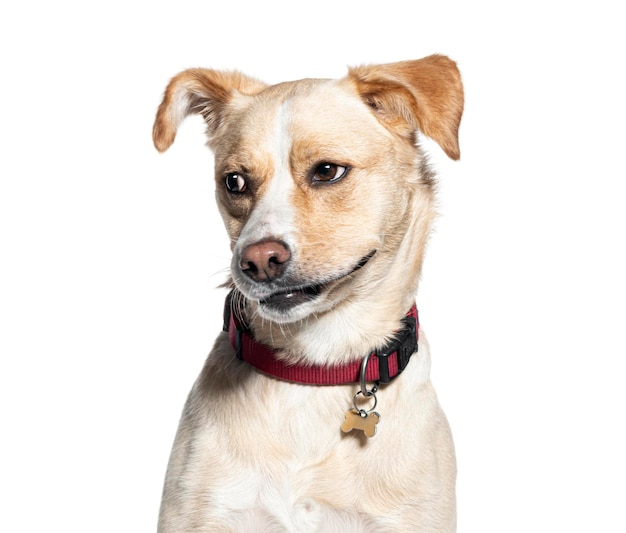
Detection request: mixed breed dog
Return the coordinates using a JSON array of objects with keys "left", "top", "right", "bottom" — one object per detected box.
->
[{"left": 153, "top": 54, "right": 464, "bottom": 532}]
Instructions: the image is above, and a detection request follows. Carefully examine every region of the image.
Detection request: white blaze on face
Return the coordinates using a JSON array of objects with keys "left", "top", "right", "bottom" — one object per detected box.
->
[{"left": 233, "top": 99, "right": 297, "bottom": 258}]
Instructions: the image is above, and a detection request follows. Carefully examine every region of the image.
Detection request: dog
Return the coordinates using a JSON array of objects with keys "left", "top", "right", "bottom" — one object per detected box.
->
[{"left": 153, "top": 54, "right": 463, "bottom": 532}]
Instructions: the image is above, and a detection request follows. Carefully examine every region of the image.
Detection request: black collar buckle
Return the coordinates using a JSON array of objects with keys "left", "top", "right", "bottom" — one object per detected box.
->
[{"left": 374, "top": 315, "right": 418, "bottom": 384}]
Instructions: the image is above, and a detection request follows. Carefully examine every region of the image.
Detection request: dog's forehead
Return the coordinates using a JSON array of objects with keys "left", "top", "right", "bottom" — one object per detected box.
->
[
  {"left": 279, "top": 78, "right": 373, "bottom": 126},
  {"left": 220, "top": 78, "right": 388, "bottom": 164}
]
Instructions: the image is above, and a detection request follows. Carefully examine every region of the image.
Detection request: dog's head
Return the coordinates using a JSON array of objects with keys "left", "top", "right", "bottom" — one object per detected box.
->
[{"left": 153, "top": 56, "right": 463, "bottom": 326}]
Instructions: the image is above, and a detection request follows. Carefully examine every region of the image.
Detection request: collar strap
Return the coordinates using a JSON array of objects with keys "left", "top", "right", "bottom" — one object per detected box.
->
[{"left": 223, "top": 292, "right": 419, "bottom": 386}]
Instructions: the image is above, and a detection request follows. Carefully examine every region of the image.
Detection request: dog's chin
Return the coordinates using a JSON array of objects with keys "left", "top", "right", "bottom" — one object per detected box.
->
[{"left": 237, "top": 250, "right": 376, "bottom": 324}]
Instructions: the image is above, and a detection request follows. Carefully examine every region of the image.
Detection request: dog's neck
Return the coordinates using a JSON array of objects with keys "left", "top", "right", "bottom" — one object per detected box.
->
[
  {"left": 243, "top": 298, "right": 406, "bottom": 364},
  {"left": 224, "top": 292, "right": 419, "bottom": 385}
]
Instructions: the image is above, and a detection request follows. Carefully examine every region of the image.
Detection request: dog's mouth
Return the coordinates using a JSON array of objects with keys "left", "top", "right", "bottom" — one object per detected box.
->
[
  {"left": 260, "top": 283, "right": 323, "bottom": 310},
  {"left": 259, "top": 250, "right": 376, "bottom": 312}
]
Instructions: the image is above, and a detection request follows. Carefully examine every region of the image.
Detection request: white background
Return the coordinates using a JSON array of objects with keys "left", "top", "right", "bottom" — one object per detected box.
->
[{"left": 1, "top": 1, "right": 625, "bottom": 531}]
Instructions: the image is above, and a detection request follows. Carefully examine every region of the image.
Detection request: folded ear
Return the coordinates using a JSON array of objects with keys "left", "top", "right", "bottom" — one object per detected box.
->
[
  {"left": 347, "top": 54, "right": 464, "bottom": 160},
  {"left": 153, "top": 69, "right": 267, "bottom": 152}
]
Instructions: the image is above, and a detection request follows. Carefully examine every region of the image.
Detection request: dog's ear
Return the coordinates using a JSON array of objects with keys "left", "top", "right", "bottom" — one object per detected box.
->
[
  {"left": 153, "top": 69, "right": 267, "bottom": 152},
  {"left": 348, "top": 55, "right": 464, "bottom": 160}
]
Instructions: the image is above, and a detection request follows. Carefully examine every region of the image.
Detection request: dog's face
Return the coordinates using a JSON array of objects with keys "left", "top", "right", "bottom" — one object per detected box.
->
[
  {"left": 154, "top": 57, "right": 463, "bottom": 324},
  {"left": 213, "top": 80, "right": 421, "bottom": 324}
]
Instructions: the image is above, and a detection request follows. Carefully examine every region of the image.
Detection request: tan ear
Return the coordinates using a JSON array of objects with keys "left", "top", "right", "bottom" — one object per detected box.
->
[
  {"left": 348, "top": 55, "right": 464, "bottom": 160},
  {"left": 152, "top": 69, "right": 267, "bottom": 152}
]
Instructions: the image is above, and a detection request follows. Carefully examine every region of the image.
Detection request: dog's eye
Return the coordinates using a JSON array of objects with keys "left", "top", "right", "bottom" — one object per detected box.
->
[
  {"left": 225, "top": 172, "right": 247, "bottom": 193},
  {"left": 313, "top": 163, "right": 348, "bottom": 183}
]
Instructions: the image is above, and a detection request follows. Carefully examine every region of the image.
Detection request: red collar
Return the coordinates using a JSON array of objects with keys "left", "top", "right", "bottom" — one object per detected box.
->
[{"left": 223, "top": 293, "right": 419, "bottom": 385}]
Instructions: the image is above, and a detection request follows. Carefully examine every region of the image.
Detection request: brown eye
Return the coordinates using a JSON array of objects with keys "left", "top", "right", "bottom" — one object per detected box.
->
[
  {"left": 225, "top": 172, "right": 247, "bottom": 193},
  {"left": 313, "top": 163, "right": 348, "bottom": 183}
]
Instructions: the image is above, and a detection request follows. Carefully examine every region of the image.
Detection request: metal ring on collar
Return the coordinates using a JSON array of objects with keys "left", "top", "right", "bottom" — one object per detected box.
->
[
  {"left": 360, "top": 351, "right": 374, "bottom": 397},
  {"left": 353, "top": 389, "right": 378, "bottom": 416}
]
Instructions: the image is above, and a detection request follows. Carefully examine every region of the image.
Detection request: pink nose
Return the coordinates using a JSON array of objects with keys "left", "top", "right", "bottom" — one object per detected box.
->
[{"left": 239, "top": 239, "right": 291, "bottom": 282}]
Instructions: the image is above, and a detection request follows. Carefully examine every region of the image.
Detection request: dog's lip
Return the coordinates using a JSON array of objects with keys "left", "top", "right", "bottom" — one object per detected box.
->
[
  {"left": 259, "top": 283, "right": 322, "bottom": 309},
  {"left": 259, "top": 250, "right": 376, "bottom": 309}
]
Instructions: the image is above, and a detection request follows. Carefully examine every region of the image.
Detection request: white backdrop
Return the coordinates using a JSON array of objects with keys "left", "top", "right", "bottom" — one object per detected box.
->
[{"left": 1, "top": 1, "right": 625, "bottom": 531}]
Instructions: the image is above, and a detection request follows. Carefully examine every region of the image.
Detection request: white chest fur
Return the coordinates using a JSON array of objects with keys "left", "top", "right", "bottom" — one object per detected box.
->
[{"left": 158, "top": 335, "right": 454, "bottom": 532}]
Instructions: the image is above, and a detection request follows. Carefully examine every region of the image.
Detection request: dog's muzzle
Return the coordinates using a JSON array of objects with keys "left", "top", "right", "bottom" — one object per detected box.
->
[{"left": 233, "top": 243, "right": 376, "bottom": 314}]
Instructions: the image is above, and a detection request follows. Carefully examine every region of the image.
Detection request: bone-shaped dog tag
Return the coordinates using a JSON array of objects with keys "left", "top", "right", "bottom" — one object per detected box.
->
[{"left": 341, "top": 409, "right": 380, "bottom": 438}]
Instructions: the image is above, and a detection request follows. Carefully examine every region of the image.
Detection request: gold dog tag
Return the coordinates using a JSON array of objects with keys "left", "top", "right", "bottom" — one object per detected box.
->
[{"left": 341, "top": 409, "right": 380, "bottom": 438}]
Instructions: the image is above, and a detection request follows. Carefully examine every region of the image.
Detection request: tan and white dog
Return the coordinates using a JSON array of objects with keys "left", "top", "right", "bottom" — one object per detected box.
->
[{"left": 153, "top": 54, "right": 463, "bottom": 532}]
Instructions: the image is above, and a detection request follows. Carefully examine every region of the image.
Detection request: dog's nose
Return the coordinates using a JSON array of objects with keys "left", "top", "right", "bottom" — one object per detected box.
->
[{"left": 239, "top": 239, "right": 291, "bottom": 282}]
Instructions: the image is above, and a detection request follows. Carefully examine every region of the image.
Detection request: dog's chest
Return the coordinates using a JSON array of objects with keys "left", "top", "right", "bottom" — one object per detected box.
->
[
  {"left": 183, "top": 370, "right": 399, "bottom": 527},
  {"left": 188, "top": 425, "right": 389, "bottom": 531}
]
